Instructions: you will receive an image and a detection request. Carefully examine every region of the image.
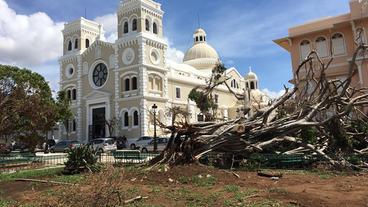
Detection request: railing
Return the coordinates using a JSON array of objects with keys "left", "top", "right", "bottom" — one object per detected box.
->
[
  {"left": 0, "top": 151, "right": 160, "bottom": 173},
  {"left": 199, "top": 152, "right": 358, "bottom": 169}
]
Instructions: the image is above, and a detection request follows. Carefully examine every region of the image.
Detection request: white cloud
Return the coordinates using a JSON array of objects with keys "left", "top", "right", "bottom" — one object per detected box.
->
[
  {"left": 261, "top": 88, "right": 286, "bottom": 99},
  {"left": 165, "top": 38, "right": 184, "bottom": 63},
  {"left": 0, "top": 0, "right": 64, "bottom": 66},
  {"left": 94, "top": 13, "right": 117, "bottom": 43}
]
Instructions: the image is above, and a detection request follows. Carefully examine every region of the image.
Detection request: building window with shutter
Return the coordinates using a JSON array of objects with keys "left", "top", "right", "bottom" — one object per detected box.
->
[
  {"left": 332, "top": 33, "right": 346, "bottom": 56},
  {"left": 316, "top": 37, "right": 328, "bottom": 57},
  {"left": 300, "top": 40, "right": 311, "bottom": 60}
]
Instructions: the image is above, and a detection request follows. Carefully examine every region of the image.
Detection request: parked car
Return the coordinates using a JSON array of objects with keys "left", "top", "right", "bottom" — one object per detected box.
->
[
  {"left": 108, "top": 136, "right": 127, "bottom": 150},
  {"left": 89, "top": 138, "right": 117, "bottom": 153},
  {"left": 0, "top": 143, "right": 10, "bottom": 154},
  {"left": 50, "top": 140, "right": 81, "bottom": 153},
  {"left": 10, "top": 142, "right": 29, "bottom": 152},
  {"left": 141, "top": 138, "right": 169, "bottom": 153},
  {"left": 128, "top": 136, "right": 153, "bottom": 150}
]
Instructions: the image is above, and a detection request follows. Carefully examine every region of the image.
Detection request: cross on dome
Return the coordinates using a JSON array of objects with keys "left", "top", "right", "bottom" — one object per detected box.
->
[{"left": 245, "top": 66, "right": 258, "bottom": 80}]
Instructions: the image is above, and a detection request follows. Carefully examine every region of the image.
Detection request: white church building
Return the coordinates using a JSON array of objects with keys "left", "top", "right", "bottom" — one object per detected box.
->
[{"left": 58, "top": 0, "right": 269, "bottom": 142}]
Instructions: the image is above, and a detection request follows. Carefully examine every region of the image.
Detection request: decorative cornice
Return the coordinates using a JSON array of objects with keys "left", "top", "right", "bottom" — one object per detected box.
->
[{"left": 80, "top": 40, "right": 114, "bottom": 58}]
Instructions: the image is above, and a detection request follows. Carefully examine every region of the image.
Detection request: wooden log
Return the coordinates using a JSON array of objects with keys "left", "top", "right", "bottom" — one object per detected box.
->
[
  {"left": 257, "top": 172, "right": 283, "bottom": 178},
  {"left": 15, "top": 178, "right": 76, "bottom": 186},
  {"left": 123, "top": 196, "right": 148, "bottom": 204}
]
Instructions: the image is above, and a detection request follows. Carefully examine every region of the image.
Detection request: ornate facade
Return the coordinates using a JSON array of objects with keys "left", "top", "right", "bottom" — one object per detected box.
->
[{"left": 59, "top": 0, "right": 268, "bottom": 142}]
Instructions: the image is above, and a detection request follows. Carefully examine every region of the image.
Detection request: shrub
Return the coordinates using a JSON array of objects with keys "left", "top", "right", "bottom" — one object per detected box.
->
[
  {"left": 300, "top": 127, "right": 317, "bottom": 144},
  {"left": 63, "top": 145, "right": 100, "bottom": 174}
]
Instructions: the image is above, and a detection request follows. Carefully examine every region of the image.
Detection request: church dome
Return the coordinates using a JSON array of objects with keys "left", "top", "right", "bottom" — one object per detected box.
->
[
  {"left": 183, "top": 28, "right": 220, "bottom": 70},
  {"left": 183, "top": 43, "right": 219, "bottom": 62},
  {"left": 245, "top": 68, "right": 258, "bottom": 80}
]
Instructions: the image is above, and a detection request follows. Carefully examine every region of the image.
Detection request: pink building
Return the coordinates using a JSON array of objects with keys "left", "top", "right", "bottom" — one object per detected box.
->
[{"left": 275, "top": 0, "right": 368, "bottom": 96}]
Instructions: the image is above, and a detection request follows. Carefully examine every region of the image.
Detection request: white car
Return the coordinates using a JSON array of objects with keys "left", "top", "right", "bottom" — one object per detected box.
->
[
  {"left": 141, "top": 138, "right": 169, "bottom": 153},
  {"left": 90, "top": 138, "right": 117, "bottom": 153},
  {"left": 128, "top": 136, "right": 153, "bottom": 150}
]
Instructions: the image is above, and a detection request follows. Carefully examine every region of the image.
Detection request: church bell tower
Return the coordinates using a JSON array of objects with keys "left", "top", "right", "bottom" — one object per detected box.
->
[{"left": 116, "top": 0, "right": 168, "bottom": 137}]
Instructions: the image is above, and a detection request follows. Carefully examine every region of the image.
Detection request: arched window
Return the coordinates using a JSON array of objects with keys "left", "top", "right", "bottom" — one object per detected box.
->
[
  {"left": 250, "top": 82, "right": 255, "bottom": 90},
  {"left": 196, "top": 37, "right": 199, "bottom": 42},
  {"left": 200, "top": 36, "right": 203, "bottom": 41},
  {"left": 149, "top": 76, "right": 154, "bottom": 90},
  {"left": 300, "top": 40, "right": 311, "bottom": 60},
  {"left": 246, "top": 82, "right": 249, "bottom": 89},
  {"left": 132, "top": 77, "right": 138, "bottom": 90},
  {"left": 231, "top": 79, "right": 237, "bottom": 88},
  {"left": 153, "top": 22, "right": 158, "bottom": 34},
  {"left": 155, "top": 77, "right": 162, "bottom": 91},
  {"left": 72, "top": 89, "right": 77, "bottom": 100},
  {"left": 85, "top": 39, "right": 90, "bottom": 48},
  {"left": 125, "top": 78, "right": 130, "bottom": 91},
  {"left": 68, "top": 41, "right": 72, "bottom": 51},
  {"left": 315, "top": 37, "right": 328, "bottom": 57},
  {"left": 123, "top": 112, "right": 129, "bottom": 127},
  {"left": 72, "top": 119, "right": 77, "bottom": 132},
  {"left": 332, "top": 33, "right": 346, "bottom": 56},
  {"left": 145, "top": 19, "right": 150, "bottom": 31},
  {"left": 132, "top": 19, "right": 137, "bottom": 31},
  {"left": 133, "top": 111, "right": 139, "bottom": 126},
  {"left": 124, "top": 22, "right": 129, "bottom": 34},
  {"left": 67, "top": 90, "right": 71, "bottom": 100},
  {"left": 74, "top": 38, "right": 78, "bottom": 49}
]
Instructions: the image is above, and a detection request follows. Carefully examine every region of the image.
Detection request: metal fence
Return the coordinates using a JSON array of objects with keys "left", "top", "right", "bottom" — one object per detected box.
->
[
  {"left": 0, "top": 152, "right": 159, "bottom": 173},
  {"left": 199, "top": 152, "right": 368, "bottom": 169}
]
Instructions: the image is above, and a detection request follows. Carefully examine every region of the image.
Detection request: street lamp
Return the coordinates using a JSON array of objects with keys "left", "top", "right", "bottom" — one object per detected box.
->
[{"left": 152, "top": 104, "right": 158, "bottom": 152}]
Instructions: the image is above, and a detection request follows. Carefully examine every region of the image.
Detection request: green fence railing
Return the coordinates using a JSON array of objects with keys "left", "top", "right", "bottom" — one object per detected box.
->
[
  {"left": 200, "top": 152, "right": 344, "bottom": 169},
  {"left": 0, "top": 151, "right": 160, "bottom": 173}
]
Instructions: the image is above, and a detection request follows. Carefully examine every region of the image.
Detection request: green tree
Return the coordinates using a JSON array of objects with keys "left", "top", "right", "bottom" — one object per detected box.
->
[
  {"left": 188, "top": 63, "right": 226, "bottom": 121},
  {"left": 56, "top": 90, "right": 73, "bottom": 140},
  {"left": 0, "top": 65, "right": 71, "bottom": 151}
]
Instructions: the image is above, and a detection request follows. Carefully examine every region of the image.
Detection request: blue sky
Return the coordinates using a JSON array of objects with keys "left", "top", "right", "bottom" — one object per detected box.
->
[{"left": 1, "top": 0, "right": 350, "bottom": 96}]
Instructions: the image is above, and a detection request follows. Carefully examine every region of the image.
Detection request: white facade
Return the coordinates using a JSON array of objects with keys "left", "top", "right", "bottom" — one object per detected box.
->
[{"left": 58, "top": 0, "right": 269, "bottom": 142}]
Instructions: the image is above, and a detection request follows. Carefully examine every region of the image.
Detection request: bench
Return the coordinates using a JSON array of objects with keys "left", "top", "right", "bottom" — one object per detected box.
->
[
  {"left": 0, "top": 154, "right": 34, "bottom": 168},
  {"left": 112, "top": 150, "right": 146, "bottom": 164},
  {"left": 258, "top": 154, "right": 308, "bottom": 168}
]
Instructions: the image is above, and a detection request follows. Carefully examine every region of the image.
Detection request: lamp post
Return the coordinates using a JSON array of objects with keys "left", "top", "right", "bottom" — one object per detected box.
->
[{"left": 152, "top": 104, "right": 158, "bottom": 152}]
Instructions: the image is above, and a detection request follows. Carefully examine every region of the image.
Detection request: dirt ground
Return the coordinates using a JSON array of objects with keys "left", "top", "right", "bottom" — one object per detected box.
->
[{"left": 1, "top": 165, "right": 368, "bottom": 207}]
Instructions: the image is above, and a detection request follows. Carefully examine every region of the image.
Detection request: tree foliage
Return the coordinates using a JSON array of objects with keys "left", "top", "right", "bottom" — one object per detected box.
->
[
  {"left": 188, "top": 63, "right": 227, "bottom": 121},
  {"left": 0, "top": 65, "right": 71, "bottom": 150}
]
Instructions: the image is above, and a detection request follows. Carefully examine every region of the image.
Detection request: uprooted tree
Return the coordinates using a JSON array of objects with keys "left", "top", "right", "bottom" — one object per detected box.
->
[{"left": 149, "top": 31, "right": 368, "bottom": 170}]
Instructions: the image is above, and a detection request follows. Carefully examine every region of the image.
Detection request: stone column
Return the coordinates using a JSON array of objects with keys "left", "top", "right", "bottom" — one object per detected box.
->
[
  {"left": 76, "top": 56, "right": 83, "bottom": 142},
  {"left": 114, "top": 45, "right": 120, "bottom": 136}
]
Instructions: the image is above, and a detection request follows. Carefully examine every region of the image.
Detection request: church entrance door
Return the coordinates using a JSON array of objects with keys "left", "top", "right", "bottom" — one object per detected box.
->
[{"left": 91, "top": 107, "right": 106, "bottom": 139}]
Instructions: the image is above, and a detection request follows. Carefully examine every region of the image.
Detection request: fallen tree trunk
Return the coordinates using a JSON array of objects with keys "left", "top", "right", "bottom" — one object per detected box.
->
[{"left": 149, "top": 33, "right": 368, "bottom": 171}]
